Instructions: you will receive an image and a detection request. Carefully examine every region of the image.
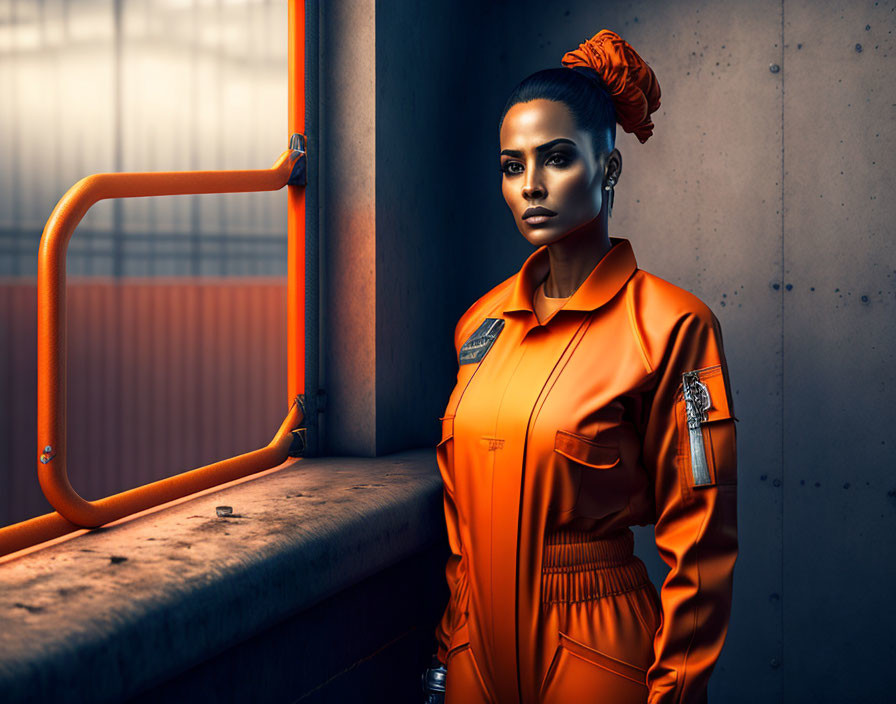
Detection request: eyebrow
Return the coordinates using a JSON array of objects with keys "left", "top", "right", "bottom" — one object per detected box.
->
[{"left": 500, "top": 138, "right": 577, "bottom": 158}]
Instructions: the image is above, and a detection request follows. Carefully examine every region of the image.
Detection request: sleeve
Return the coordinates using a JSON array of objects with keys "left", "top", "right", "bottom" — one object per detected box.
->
[
  {"left": 433, "top": 320, "right": 473, "bottom": 666},
  {"left": 433, "top": 450, "right": 468, "bottom": 665},
  {"left": 641, "top": 308, "right": 739, "bottom": 704}
]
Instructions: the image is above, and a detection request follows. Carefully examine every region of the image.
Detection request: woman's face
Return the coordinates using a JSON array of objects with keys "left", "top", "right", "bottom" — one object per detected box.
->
[{"left": 499, "top": 98, "right": 608, "bottom": 247}]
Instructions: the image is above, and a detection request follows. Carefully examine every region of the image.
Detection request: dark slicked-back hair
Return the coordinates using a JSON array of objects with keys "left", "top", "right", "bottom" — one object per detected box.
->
[{"left": 498, "top": 67, "right": 616, "bottom": 159}]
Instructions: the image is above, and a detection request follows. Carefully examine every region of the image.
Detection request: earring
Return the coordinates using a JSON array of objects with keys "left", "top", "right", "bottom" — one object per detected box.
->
[{"left": 604, "top": 178, "right": 616, "bottom": 218}]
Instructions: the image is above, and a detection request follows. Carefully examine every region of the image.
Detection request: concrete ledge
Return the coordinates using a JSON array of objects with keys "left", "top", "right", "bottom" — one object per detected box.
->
[{"left": 0, "top": 449, "right": 444, "bottom": 704}]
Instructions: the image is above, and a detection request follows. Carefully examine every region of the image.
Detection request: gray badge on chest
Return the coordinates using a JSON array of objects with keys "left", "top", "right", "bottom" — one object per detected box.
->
[{"left": 459, "top": 318, "right": 505, "bottom": 365}]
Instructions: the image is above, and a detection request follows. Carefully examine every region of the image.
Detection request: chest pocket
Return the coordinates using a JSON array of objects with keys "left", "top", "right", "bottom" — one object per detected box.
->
[{"left": 552, "top": 429, "right": 630, "bottom": 518}]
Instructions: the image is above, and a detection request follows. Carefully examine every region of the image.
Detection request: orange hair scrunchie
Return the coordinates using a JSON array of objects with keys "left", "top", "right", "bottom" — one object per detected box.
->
[{"left": 561, "top": 29, "right": 662, "bottom": 144}]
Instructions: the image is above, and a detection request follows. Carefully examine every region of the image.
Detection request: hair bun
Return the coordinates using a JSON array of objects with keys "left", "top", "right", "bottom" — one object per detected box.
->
[{"left": 561, "top": 29, "right": 661, "bottom": 144}]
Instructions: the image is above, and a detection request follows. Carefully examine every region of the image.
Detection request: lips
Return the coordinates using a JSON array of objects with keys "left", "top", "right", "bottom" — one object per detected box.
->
[{"left": 522, "top": 206, "right": 557, "bottom": 220}]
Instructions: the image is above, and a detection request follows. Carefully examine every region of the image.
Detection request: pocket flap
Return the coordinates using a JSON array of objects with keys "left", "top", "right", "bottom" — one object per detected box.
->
[
  {"left": 685, "top": 364, "right": 736, "bottom": 422},
  {"left": 554, "top": 429, "right": 620, "bottom": 469}
]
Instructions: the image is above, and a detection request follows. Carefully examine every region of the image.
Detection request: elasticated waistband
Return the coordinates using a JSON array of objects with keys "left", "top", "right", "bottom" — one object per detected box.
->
[{"left": 541, "top": 528, "right": 650, "bottom": 604}]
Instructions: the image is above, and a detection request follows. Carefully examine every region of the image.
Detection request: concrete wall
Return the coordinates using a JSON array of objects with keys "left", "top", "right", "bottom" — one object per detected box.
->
[
  {"left": 373, "top": 1, "right": 538, "bottom": 454},
  {"left": 319, "top": 0, "right": 377, "bottom": 456},
  {"left": 781, "top": 1, "right": 894, "bottom": 698},
  {"left": 321, "top": 0, "right": 536, "bottom": 455},
  {"left": 318, "top": 0, "right": 894, "bottom": 700}
]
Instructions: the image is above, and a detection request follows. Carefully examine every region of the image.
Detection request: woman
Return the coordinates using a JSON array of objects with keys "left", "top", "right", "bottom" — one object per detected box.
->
[{"left": 422, "top": 29, "right": 738, "bottom": 704}]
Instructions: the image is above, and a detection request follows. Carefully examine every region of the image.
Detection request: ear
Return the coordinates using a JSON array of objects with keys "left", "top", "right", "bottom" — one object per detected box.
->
[{"left": 606, "top": 148, "right": 622, "bottom": 185}]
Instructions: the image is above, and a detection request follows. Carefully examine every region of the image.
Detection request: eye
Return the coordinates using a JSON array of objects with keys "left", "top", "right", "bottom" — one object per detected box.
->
[
  {"left": 546, "top": 152, "right": 572, "bottom": 167},
  {"left": 500, "top": 161, "right": 524, "bottom": 176}
]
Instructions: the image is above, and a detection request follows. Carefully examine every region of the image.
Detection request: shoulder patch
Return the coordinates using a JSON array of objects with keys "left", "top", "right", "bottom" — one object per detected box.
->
[{"left": 459, "top": 318, "right": 505, "bottom": 365}]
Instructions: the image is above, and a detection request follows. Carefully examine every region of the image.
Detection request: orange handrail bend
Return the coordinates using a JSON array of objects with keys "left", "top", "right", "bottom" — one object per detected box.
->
[{"left": 36, "top": 150, "right": 305, "bottom": 528}]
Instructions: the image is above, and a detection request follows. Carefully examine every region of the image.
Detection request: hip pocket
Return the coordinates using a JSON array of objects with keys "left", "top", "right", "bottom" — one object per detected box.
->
[
  {"left": 540, "top": 631, "right": 648, "bottom": 704},
  {"left": 623, "top": 582, "right": 662, "bottom": 641},
  {"left": 445, "top": 620, "right": 491, "bottom": 704}
]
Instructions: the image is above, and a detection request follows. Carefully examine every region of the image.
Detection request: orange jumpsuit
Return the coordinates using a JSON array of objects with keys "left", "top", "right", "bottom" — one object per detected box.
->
[{"left": 434, "top": 237, "right": 738, "bottom": 704}]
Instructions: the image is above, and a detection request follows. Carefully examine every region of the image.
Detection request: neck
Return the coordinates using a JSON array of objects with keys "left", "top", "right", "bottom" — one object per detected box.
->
[{"left": 541, "top": 214, "right": 613, "bottom": 298}]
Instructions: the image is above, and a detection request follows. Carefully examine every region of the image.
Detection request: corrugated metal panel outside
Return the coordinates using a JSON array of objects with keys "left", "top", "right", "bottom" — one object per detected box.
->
[{"left": 0, "top": 278, "right": 287, "bottom": 527}]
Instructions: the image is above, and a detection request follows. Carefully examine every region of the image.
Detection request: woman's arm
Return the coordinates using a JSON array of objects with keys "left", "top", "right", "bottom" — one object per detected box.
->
[
  {"left": 425, "top": 407, "right": 465, "bottom": 703},
  {"left": 641, "top": 307, "right": 739, "bottom": 704},
  {"left": 433, "top": 475, "right": 468, "bottom": 664},
  {"left": 432, "top": 318, "right": 474, "bottom": 666}
]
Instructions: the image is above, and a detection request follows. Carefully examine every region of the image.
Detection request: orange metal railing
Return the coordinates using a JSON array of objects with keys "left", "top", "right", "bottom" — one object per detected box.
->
[
  {"left": 287, "top": 0, "right": 307, "bottom": 409},
  {"left": 0, "top": 151, "right": 306, "bottom": 557},
  {"left": 0, "top": 0, "right": 308, "bottom": 559}
]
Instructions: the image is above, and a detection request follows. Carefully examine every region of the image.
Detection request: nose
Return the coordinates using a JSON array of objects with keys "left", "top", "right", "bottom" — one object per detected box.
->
[{"left": 522, "top": 171, "right": 545, "bottom": 200}]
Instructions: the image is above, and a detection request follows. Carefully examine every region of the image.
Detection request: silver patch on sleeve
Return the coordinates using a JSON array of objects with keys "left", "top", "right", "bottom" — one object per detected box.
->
[
  {"left": 459, "top": 318, "right": 505, "bottom": 365},
  {"left": 682, "top": 370, "right": 712, "bottom": 486}
]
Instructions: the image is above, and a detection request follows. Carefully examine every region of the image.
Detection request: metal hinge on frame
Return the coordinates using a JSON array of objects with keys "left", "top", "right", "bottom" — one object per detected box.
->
[
  {"left": 288, "top": 390, "right": 326, "bottom": 457},
  {"left": 288, "top": 393, "right": 307, "bottom": 457},
  {"left": 287, "top": 133, "right": 307, "bottom": 186}
]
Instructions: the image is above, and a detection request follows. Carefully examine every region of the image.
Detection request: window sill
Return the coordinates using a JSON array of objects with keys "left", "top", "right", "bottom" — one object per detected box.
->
[{"left": 0, "top": 448, "right": 443, "bottom": 703}]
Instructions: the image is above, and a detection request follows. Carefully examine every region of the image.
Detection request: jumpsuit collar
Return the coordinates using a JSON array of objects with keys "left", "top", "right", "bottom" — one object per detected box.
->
[{"left": 502, "top": 236, "right": 639, "bottom": 315}]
